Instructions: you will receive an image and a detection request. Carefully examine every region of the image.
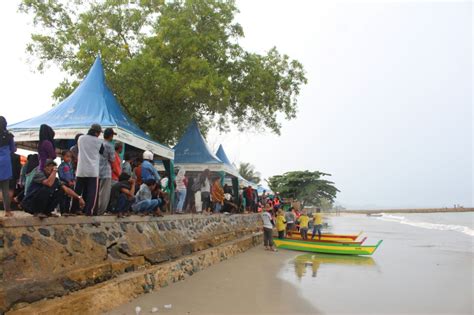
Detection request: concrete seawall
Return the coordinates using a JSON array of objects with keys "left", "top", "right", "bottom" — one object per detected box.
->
[{"left": 0, "top": 214, "right": 263, "bottom": 314}]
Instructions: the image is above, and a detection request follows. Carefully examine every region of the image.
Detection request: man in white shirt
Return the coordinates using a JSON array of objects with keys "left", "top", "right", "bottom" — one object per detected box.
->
[{"left": 73, "top": 124, "right": 104, "bottom": 215}]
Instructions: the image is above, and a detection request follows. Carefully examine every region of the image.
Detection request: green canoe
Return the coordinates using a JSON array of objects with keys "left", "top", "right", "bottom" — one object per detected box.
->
[{"left": 273, "top": 238, "right": 383, "bottom": 256}]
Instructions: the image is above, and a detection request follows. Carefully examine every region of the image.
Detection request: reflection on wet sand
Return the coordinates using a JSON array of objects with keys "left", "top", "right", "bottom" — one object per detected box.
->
[{"left": 293, "top": 254, "right": 377, "bottom": 278}]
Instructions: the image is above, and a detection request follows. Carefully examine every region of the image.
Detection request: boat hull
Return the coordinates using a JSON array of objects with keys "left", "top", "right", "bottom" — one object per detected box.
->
[{"left": 274, "top": 238, "right": 382, "bottom": 256}]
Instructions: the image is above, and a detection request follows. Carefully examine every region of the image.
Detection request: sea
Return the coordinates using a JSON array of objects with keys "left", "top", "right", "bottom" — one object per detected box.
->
[{"left": 278, "top": 212, "right": 474, "bottom": 314}]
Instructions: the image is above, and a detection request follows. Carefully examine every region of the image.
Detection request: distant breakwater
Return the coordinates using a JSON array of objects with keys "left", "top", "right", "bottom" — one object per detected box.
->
[{"left": 340, "top": 207, "right": 473, "bottom": 214}]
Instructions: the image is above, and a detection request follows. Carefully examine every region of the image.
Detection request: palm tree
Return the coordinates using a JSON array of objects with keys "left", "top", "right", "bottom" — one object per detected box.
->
[{"left": 238, "top": 162, "right": 261, "bottom": 184}]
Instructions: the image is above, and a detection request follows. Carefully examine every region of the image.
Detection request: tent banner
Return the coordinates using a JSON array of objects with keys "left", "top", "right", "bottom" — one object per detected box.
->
[{"left": 11, "top": 127, "right": 174, "bottom": 160}]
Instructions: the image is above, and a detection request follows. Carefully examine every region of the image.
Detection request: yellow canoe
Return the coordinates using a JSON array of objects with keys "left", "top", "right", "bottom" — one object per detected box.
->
[{"left": 287, "top": 231, "right": 363, "bottom": 242}]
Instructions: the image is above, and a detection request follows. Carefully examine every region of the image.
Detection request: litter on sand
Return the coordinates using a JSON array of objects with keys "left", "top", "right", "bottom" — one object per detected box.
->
[{"left": 164, "top": 304, "right": 172, "bottom": 309}]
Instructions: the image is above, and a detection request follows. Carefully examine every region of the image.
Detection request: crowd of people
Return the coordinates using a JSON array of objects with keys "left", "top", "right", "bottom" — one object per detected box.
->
[
  {"left": 261, "top": 204, "right": 323, "bottom": 251},
  {"left": 0, "top": 120, "right": 172, "bottom": 218},
  {"left": 0, "top": 118, "right": 284, "bottom": 219}
]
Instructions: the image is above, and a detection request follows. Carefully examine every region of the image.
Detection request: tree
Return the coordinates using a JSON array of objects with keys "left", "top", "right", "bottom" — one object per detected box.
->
[
  {"left": 268, "top": 171, "right": 339, "bottom": 208},
  {"left": 19, "top": 0, "right": 307, "bottom": 145},
  {"left": 238, "top": 162, "right": 261, "bottom": 184}
]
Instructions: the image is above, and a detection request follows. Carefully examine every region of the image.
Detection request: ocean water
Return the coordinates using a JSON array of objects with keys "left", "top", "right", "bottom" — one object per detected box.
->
[
  {"left": 376, "top": 212, "right": 474, "bottom": 237},
  {"left": 278, "top": 212, "right": 473, "bottom": 314}
]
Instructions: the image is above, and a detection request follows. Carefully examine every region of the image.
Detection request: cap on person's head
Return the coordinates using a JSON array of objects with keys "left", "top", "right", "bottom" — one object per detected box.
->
[
  {"left": 45, "top": 159, "right": 57, "bottom": 167},
  {"left": 104, "top": 128, "right": 117, "bottom": 139},
  {"left": 143, "top": 150, "right": 153, "bottom": 161},
  {"left": 90, "top": 123, "right": 102, "bottom": 134}
]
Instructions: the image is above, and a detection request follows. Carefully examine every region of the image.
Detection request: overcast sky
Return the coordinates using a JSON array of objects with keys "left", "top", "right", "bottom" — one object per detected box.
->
[{"left": 0, "top": 0, "right": 471, "bottom": 209}]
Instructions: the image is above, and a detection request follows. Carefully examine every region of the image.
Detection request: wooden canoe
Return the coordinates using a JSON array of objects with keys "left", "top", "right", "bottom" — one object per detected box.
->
[
  {"left": 287, "top": 231, "right": 363, "bottom": 242},
  {"left": 273, "top": 238, "right": 383, "bottom": 256},
  {"left": 285, "top": 235, "right": 367, "bottom": 245}
]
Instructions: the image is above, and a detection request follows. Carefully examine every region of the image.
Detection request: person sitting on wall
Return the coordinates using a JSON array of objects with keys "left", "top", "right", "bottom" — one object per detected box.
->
[
  {"left": 108, "top": 173, "right": 136, "bottom": 217},
  {"left": 132, "top": 179, "right": 163, "bottom": 216},
  {"left": 21, "top": 159, "right": 85, "bottom": 218}
]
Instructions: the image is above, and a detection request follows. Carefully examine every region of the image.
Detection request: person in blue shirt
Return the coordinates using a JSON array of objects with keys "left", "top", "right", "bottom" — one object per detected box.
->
[
  {"left": 141, "top": 151, "right": 160, "bottom": 183},
  {"left": 0, "top": 116, "right": 16, "bottom": 217},
  {"left": 58, "top": 150, "right": 76, "bottom": 214}
]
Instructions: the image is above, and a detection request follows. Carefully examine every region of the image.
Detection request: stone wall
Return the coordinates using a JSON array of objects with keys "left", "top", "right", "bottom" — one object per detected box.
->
[{"left": 0, "top": 214, "right": 262, "bottom": 313}]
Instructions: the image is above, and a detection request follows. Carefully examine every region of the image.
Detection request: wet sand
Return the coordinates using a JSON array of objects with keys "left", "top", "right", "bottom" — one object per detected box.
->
[
  {"left": 107, "top": 246, "right": 319, "bottom": 315},
  {"left": 108, "top": 213, "right": 473, "bottom": 315}
]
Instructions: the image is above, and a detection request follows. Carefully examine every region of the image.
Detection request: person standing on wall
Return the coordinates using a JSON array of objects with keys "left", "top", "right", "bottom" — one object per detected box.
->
[
  {"left": 38, "top": 124, "right": 56, "bottom": 171},
  {"left": 200, "top": 169, "right": 211, "bottom": 213},
  {"left": 97, "top": 128, "right": 116, "bottom": 215},
  {"left": 175, "top": 168, "right": 187, "bottom": 214},
  {"left": 0, "top": 116, "right": 16, "bottom": 217},
  {"left": 70, "top": 133, "right": 83, "bottom": 172},
  {"left": 111, "top": 141, "right": 123, "bottom": 184},
  {"left": 73, "top": 124, "right": 104, "bottom": 215}
]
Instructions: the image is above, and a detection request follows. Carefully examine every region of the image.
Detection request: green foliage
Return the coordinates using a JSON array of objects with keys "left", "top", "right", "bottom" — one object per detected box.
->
[
  {"left": 268, "top": 171, "right": 339, "bottom": 207},
  {"left": 20, "top": 0, "right": 307, "bottom": 145},
  {"left": 238, "top": 162, "right": 261, "bottom": 184}
]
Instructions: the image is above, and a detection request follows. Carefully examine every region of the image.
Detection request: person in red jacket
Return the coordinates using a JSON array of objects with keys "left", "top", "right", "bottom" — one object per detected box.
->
[{"left": 111, "top": 142, "right": 122, "bottom": 183}]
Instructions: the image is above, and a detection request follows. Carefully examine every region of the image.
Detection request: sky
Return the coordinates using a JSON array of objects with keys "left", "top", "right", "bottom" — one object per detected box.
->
[{"left": 0, "top": 0, "right": 472, "bottom": 209}]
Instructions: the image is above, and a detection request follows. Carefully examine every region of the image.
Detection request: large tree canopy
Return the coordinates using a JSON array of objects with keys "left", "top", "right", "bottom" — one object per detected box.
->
[
  {"left": 20, "top": 0, "right": 307, "bottom": 145},
  {"left": 268, "top": 171, "right": 339, "bottom": 207}
]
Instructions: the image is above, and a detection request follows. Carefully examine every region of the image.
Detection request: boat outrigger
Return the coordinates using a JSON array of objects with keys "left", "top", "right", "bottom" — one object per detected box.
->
[{"left": 273, "top": 238, "right": 383, "bottom": 256}]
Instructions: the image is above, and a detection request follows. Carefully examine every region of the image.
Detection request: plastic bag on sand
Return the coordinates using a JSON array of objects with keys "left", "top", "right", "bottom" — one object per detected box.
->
[
  {"left": 151, "top": 307, "right": 159, "bottom": 313},
  {"left": 135, "top": 306, "right": 141, "bottom": 315},
  {"left": 164, "top": 304, "right": 172, "bottom": 309}
]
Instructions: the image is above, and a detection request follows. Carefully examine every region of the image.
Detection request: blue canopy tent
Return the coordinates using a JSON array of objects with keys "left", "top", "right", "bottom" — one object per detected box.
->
[
  {"left": 215, "top": 144, "right": 258, "bottom": 189},
  {"left": 172, "top": 121, "right": 239, "bottom": 177},
  {"left": 9, "top": 56, "right": 174, "bottom": 161}
]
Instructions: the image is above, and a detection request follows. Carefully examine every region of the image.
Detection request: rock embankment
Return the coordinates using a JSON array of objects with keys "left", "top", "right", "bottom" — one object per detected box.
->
[{"left": 0, "top": 214, "right": 262, "bottom": 314}]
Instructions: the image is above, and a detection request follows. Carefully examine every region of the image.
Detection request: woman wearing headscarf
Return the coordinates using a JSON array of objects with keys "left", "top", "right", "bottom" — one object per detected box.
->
[
  {"left": 175, "top": 168, "right": 187, "bottom": 213},
  {"left": 38, "top": 124, "right": 56, "bottom": 171},
  {"left": 0, "top": 116, "right": 17, "bottom": 216}
]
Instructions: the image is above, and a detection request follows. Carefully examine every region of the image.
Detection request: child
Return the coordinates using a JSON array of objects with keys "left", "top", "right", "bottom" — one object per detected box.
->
[
  {"left": 276, "top": 210, "right": 287, "bottom": 239},
  {"left": 262, "top": 202, "right": 277, "bottom": 251},
  {"left": 58, "top": 150, "right": 75, "bottom": 214},
  {"left": 297, "top": 211, "right": 310, "bottom": 240},
  {"left": 108, "top": 173, "right": 135, "bottom": 217},
  {"left": 132, "top": 179, "right": 163, "bottom": 216},
  {"left": 311, "top": 208, "right": 323, "bottom": 240}
]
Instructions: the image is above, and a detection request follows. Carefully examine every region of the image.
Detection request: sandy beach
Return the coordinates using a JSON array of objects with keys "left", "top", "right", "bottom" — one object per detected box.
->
[
  {"left": 108, "top": 212, "right": 473, "bottom": 315},
  {"left": 107, "top": 246, "right": 318, "bottom": 315}
]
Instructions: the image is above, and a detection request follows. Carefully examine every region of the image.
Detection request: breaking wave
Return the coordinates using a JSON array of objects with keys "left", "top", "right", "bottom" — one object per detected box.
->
[{"left": 376, "top": 214, "right": 474, "bottom": 237}]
